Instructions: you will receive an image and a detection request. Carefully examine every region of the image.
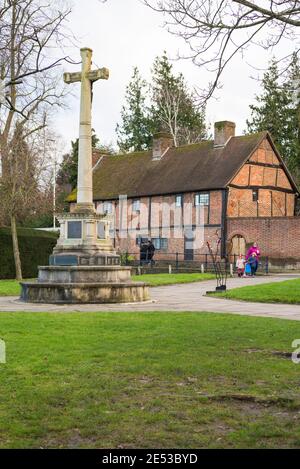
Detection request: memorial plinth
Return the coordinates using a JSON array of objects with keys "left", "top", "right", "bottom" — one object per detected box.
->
[
  {"left": 20, "top": 211, "right": 149, "bottom": 304},
  {"left": 20, "top": 47, "right": 149, "bottom": 304},
  {"left": 21, "top": 227, "right": 149, "bottom": 303}
]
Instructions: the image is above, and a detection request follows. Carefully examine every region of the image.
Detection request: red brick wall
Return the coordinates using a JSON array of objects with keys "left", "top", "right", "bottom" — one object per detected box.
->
[
  {"left": 116, "top": 226, "right": 223, "bottom": 260},
  {"left": 93, "top": 190, "right": 223, "bottom": 258},
  {"left": 227, "top": 217, "right": 300, "bottom": 258}
]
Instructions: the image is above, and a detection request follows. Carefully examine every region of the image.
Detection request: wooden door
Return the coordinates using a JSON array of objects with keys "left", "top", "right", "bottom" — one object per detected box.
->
[{"left": 231, "top": 235, "right": 246, "bottom": 257}]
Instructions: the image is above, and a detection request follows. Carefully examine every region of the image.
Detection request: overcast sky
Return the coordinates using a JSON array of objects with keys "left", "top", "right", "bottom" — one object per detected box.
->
[{"left": 54, "top": 0, "right": 291, "bottom": 156}]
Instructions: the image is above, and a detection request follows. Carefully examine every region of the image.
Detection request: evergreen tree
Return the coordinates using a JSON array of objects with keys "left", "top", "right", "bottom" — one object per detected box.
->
[
  {"left": 58, "top": 131, "right": 100, "bottom": 190},
  {"left": 150, "top": 52, "right": 207, "bottom": 146},
  {"left": 246, "top": 58, "right": 300, "bottom": 182},
  {"left": 116, "top": 67, "right": 152, "bottom": 152},
  {"left": 116, "top": 54, "right": 207, "bottom": 152},
  {"left": 286, "top": 53, "right": 300, "bottom": 181}
]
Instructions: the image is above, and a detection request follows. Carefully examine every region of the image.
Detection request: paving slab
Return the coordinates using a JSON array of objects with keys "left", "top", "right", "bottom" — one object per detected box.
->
[{"left": 0, "top": 274, "right": 300, "bottom": 320}]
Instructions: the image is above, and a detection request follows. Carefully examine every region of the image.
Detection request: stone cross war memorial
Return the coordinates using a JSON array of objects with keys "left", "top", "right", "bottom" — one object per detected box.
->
[{"left": 20, "top": 48, "right": 149, "bottom": 304}]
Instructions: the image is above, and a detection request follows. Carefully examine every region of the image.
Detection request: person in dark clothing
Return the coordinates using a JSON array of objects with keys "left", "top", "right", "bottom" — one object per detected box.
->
[
  {"left": 140, "top": 241, "right": 148, "bottom": 265},
  {"left": 247, "top": 253, "right": 258, "bottom": 276},
  {"left": 147, "top": 239, "right": 156, "bottom": 266}
]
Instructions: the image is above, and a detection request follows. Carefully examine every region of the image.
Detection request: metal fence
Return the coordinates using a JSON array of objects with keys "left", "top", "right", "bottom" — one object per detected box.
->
[{"left": 120, "top": 251, "right": 270, "bottom": 275}]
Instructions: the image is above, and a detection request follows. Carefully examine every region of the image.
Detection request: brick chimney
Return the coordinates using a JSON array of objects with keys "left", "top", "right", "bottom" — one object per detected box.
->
[
  {"left": 152, "top": 132, "right": 174, "bottom": 160},
  {"left": 214, "top": 121, "right": 236, "bottom": 147}
]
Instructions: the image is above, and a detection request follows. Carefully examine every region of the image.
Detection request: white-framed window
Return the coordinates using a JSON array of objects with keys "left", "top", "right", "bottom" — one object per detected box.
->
[
  {"left": 195, "top": 193, "right": 210, "bottom": 206},
  {"left": 152, "top": 238, "right": 168, "bottom": 250},
  {"left": 132, "top": 199, "right": 140, "bottom": 212},
  {"left": 175, "top": 194, "right": 183, "bottom": 207},
  {"left": 103, "top": 201, "right": 113, "bottom": 214}
]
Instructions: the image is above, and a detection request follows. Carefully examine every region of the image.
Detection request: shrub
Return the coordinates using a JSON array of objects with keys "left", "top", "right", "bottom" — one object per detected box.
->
[
  {"left": 0, "top": 227, "right": 58, "bottom": 279},
  {"left": 119, "top": 252, "right": 135, "bottom": 265}
]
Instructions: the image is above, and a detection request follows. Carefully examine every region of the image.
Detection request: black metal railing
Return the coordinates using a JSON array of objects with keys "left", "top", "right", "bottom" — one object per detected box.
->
[{"left": 120, "top": 251, "right": 269, "bottom": 274}]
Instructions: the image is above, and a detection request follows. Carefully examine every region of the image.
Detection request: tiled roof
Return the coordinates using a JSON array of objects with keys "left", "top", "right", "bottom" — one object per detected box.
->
[{"left": 67, "top": 132, "right": 295, "bottom": 202}]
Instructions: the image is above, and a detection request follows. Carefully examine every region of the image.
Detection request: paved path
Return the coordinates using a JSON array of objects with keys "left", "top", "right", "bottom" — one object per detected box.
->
[{"left": 0, "top": 274, "right": 300, "bottom": 321}]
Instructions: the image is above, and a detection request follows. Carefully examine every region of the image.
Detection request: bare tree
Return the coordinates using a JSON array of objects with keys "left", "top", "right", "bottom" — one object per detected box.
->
[
  {"left": 144, "top": 1, "right": 300, "bottom": 101},
  {"left": 155, "top": 80, "right": 183, "bottom": 147},
  {"left": 1, "top": 124, "right": 37, "bottom": 277},
  {"left": 150, "top": 53, "right": 207, "bottom": 146},
  {"left": 153, "top": 81, "right": 206, "bottom": 146},
  {"left": 0, "top": 0, "right": 74, "bottom": 280}
]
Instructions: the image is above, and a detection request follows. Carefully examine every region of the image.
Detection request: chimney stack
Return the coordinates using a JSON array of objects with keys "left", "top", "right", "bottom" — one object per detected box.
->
[
  {"left": 152, "top": 132, "right": 174, "bottom": 160},
  {"left": 214, "top": 121, "right": 236, "bottom": 147}
]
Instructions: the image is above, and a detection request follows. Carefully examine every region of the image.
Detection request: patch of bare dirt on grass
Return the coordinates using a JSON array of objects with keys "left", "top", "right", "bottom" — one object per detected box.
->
[{"left": 244, "top": 348, "right": 293, "bottom": 359}]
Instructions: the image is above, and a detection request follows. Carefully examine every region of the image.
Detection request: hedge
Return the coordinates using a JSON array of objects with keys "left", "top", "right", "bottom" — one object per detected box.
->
[{"left": 0, "top": 227, "right": 58, "bottom": 279}]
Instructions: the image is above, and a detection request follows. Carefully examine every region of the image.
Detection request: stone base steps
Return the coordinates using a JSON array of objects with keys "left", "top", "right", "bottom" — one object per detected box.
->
[{"left": 20, "top": 281, "right": 150, "bottom": 304}]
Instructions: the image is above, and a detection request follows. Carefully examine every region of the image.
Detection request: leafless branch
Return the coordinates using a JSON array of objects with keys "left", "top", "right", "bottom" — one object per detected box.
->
[
  {"left": 144, "top": 0, "right": 300, "bottom": 102},
  {"left": 0, "top": 0, "right": 75, "bottom": 278}
]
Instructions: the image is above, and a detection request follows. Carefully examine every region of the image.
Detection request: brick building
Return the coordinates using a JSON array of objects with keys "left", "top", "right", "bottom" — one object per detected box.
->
[{"left": 67, "top": 121, "right": 300, "bottom": 263}]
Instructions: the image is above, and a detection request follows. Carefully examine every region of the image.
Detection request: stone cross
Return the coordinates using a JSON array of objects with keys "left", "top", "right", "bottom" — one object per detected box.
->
[{"left": 64, "top": 48, "right": 109, "bottom": 212}]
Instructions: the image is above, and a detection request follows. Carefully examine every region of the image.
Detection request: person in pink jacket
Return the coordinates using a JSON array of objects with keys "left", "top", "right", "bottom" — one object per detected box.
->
[{"left": 246, "top": 242, "right": 261, "bottom": 260}]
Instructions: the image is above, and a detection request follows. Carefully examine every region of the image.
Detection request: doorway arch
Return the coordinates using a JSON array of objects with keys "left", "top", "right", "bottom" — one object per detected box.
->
[{"left": 230, "top": 234, "right": 246, "bottom": 258}]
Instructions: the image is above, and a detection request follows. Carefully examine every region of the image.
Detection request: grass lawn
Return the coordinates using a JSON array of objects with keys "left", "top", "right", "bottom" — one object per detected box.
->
[
  {"left": 0, "top": 312, "right": 300, "bottom": 448},
  {"left": 132, "top": 273, "right": 214, "bottom": 286},
  {"left": 210, "top": 278, "right": 300, "bottom": 304},
  {"left": 0, "top": 279, "right": 30, "bottom": 297},
  {"left": 0, "top": 274, "right": 215, "bottom": 296}
]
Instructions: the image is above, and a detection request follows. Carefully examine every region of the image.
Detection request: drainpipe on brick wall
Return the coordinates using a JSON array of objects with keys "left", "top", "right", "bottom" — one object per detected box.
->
[{"left": 221, "top": 188, "right": 228, "bottom": 258}]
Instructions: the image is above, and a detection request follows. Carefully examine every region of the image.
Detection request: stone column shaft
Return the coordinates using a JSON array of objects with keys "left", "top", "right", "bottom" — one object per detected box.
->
[{"left": 77, "top": 48, "right": 94, "bottom": 211}]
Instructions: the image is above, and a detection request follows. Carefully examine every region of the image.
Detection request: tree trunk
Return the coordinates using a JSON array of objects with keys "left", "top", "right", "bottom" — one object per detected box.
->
[{"left": 10, "top": 215, "right": 22, "bottom": 281}]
